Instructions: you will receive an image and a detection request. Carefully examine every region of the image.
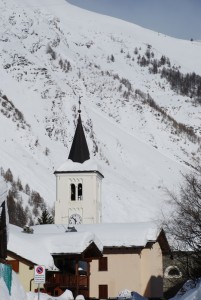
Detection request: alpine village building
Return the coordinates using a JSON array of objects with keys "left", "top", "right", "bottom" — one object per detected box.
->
[{"left": 6, "top": 108, "right": 170, "bottom": 299}]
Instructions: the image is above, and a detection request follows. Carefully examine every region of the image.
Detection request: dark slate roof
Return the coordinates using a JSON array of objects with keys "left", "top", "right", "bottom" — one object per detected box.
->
[{"left": 68, "top": 114, "right": 90, "bottom": 163}]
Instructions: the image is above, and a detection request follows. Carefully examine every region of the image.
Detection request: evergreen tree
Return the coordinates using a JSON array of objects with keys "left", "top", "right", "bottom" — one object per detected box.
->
[
  {"left": 150, "top": 59, "right": 158, "bottom": 74},
  {"left": 110, "top": 54, "right": 115, "bottom": 62},
  {"left": 0, "top": 167, "right": 4, "bottom": 177},
  {"left": 4, "top": 168, "right": 13, "bottom": 182},
  {"left": 7, "top": 191, "right": 27, "bottom": 227},
  {"left": 16, "top": 177, "right": 23, "bottom": 191},
  {"left": 134, "top": 47, "right": 138, "bottom": 55},
  {"left": 37, "top": 209, "right": 54, "bottom": 224},
  {"left": 25, "top": 183, "right": 30, "bottom": 195}
]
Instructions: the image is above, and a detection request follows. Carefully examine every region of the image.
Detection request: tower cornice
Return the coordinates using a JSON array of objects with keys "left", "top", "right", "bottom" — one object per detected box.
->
[{"left": 54, "top": 169, "right": 104, "bottom": 178}]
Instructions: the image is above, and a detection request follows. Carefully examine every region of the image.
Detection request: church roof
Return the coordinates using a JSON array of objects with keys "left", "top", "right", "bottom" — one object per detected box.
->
[{"left": 68, "top": 113, "right": 90, "bottom": 164}]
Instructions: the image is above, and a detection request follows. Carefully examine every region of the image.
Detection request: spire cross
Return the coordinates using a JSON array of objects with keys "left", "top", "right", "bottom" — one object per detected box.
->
[{"left": 78, "top": 96, "right": 82, "bottom": 114}]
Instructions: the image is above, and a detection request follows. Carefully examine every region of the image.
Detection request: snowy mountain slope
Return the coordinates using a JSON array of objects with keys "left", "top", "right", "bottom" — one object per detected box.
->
[{"left": 0, "top": 0, "right": 201, "bottom": 222}]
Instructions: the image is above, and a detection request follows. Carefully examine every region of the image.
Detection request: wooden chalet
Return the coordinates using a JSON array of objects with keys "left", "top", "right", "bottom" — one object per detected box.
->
[{"left": 45, "top": 242, "right": 102, "bottom": 297}]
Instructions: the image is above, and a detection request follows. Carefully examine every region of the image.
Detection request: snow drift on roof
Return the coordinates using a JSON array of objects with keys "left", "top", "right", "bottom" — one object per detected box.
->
[
  {"left": 8, "top": 224, "right": 103, "bottom": 270},
  {"left": 32, "top": 221, "right": 160, "bottom": 247},
  {"left": 55, "top": 158, "right": 103, "bottom": 176}
]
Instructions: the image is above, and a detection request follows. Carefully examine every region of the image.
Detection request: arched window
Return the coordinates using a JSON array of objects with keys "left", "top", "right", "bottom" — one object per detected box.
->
[
  {"left": 78, "top": 183, "right": 83, "bottom": 200},
  {"left": 164, "top": 266, "right": 182, "bottom": 278},
  {"left": 71, "top": 184, "right": 76, "bottom": 201}
]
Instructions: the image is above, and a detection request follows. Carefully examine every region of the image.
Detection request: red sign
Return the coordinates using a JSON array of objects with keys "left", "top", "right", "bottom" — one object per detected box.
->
[
  {"left": 36, "top": 266, "right": 44, "bottom": 274},
  {"left": 34, "top": 265, "right": 46, "bottom": 283}
]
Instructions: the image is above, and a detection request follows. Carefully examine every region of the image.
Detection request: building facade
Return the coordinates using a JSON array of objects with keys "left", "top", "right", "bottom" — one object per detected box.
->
[
  {"left": 90, "top": 243, "right": 163, "bottom": 299},
  {"left": 7, "top": 223, "right": 169, "bottom": 299}
]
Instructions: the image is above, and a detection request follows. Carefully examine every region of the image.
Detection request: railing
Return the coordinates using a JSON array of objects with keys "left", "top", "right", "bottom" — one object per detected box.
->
[{"left": 47, "top": 273, "right": 88, "bottom": 288}]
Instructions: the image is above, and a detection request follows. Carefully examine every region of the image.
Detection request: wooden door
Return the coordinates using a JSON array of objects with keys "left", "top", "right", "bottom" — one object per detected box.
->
[{"left": 99, "top": 284, "right": 108, "bottom": 299}]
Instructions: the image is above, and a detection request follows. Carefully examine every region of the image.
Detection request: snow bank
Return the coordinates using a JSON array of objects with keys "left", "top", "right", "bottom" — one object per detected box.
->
[
  {"left": 170, "top": 279, "right": 201, "bottom": 300},
  {"left": 11, "top": 272, "right": 27, "bottom": 300},
  {"left": 118, "top": 289, "right": 147, "bottom": 300},
  {"left": 0, "top": 271, "right": 26, "bottom": 300},
  {"left": 27, "top": 289, "right": 74, "bottom": 300},
  {"left": 0, "top": 277, "right": 10, "bottom": 300},
  {"left": 0, "top": 269, "right": 74, "bottom": 300}
]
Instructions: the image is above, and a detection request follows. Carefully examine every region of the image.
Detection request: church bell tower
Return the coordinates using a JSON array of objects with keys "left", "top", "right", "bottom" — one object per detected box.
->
[{"left": 54, "top": 104, "right": 104, "bottom": 225}]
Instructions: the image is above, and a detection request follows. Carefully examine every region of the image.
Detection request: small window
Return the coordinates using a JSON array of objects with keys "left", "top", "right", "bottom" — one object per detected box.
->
[
  {"left": 78, "top": 261, "right": 88, "bottom": 275},
  {"left": 99, "top": 285, "right": 108, "bottom": 299},
  {"left": 71, "top": 184, "right": 76, "bottom": 201},
  {"left": 99, "top": 257, "right": 108, "bottom": 271},
  {"left": 78, "top": 183, "right": 83, "bottom": 200},
  {"left": 164, "top": 266, "right": 182, "bottom": 278}
]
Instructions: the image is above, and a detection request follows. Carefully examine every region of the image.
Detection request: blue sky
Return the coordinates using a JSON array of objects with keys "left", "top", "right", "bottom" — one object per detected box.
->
[{"left": 68, "top": 0, "right": 201, "bottom": 40}]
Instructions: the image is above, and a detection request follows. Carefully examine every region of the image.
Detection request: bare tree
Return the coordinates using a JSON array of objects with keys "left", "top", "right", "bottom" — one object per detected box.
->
[{"left": 163, "top": 168, "right": 201, "bottom": 279}]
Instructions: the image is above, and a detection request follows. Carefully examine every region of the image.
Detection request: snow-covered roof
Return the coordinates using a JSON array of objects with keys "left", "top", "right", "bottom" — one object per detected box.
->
[
  {"left": 8, "top": 221, "right": 163, "bottom": 270},
  {"left": 32, "top": 221, "right": 161, "bottom": 248},
  {"left": 77, "top": 222, "right": 160, "bottom": 247},
  {"left": 8, "top": 224, "right": 103, "bottom": 270},
  {"left": 55, "top": 158, "right": 104, "bottom": 177}
]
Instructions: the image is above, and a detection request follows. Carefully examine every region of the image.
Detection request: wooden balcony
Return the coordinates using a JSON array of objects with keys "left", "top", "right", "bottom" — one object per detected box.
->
[{"left": 45, "top": 272, "right": 89, "bottom": 297}]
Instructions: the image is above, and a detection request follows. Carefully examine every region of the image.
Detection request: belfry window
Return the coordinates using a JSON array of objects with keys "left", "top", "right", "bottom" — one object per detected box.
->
[
  {"left": 70, "top": 182, "right": 83, "bottom": 201},
  {"left": 78, "top": 183, "right": 83, "bottom": 200},
  {"left": 71, "top": 184, "right": 76, "bottom": 201}
]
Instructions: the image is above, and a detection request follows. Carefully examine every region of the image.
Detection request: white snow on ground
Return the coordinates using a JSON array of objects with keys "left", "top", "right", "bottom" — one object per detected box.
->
[
  {"left": 0, "top": 271, "right": 74, "bottom": 300},
  {"left": 170, "top": 279, "right": 201, "bottom": 300},
  {"left": 0, "top": 271, "right": 27, "bottom": 300},
  {"left": 26, "top": 289, "right": 74, "bottom": 300},
  {"left": 2, "top": 273, "right": 201, "bottom": 300},
  {"left": 0, "top": 272, "right": 148, "bottom": 300}
]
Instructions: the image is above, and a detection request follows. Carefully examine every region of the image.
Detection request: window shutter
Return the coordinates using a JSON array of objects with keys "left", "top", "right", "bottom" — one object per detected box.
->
[{"left": 99, "top": 257, "right": 108, "bottom": 271}]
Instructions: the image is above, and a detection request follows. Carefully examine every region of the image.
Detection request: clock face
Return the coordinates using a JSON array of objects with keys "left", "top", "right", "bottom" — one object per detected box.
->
[{"left": 69, "top": 213, "right": 82, "bottom": 225}]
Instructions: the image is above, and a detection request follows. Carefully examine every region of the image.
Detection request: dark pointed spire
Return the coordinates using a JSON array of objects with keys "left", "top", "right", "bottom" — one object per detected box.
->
[{"left": 68, "top": 99, "right": 90, "bottom": 163}]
